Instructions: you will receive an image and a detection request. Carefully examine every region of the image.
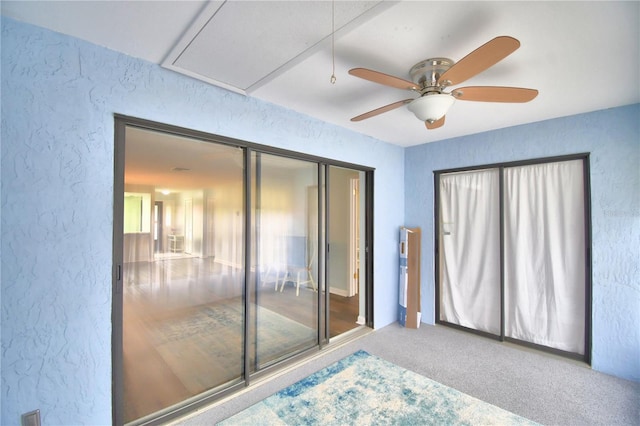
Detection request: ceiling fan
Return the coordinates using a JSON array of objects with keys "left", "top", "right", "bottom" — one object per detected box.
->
[{"left": 349, "top": 36, "right": 538, "bottom": 130}]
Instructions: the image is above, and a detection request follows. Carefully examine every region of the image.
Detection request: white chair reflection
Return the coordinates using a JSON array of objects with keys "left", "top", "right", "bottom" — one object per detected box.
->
[{"left": 279, "top": 249, "right": 317, "bottom": 296}]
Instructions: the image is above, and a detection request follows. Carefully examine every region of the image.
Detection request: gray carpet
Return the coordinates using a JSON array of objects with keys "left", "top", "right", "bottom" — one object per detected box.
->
[{"left": 173, "top": 323, "right": 639, "bottom": 425}]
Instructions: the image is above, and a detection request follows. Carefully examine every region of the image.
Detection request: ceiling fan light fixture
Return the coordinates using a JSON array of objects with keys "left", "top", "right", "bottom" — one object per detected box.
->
[{"left": 408, "top": 94, "right": 455, "bottom": 122}]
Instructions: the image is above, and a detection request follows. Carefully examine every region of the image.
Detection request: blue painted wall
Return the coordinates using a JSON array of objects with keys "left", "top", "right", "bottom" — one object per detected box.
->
[
  {"left": 405, "top": 104, "right": 640, "bottom": 382},
  {"left": 0, "top": 18, "right": 404, "bottom": 424}
]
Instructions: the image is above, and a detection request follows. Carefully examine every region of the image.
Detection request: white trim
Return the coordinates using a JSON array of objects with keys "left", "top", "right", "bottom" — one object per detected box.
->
[
  {"left": 348, "top": 178, "right": 359, "bottom": 297},
  {"left": 330, "top": 287, "right": 349, "bottom": 297}
]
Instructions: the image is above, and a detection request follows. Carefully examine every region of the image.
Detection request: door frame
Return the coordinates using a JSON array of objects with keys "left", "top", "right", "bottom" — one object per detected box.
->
[
  {"left": 349, "top": 178, "right": 359, "bottom": 298},
  {"left": 434, "top": 153, "right": 592, "bottom": 363}
]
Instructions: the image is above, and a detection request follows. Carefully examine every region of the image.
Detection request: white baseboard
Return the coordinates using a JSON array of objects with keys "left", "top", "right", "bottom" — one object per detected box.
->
[{"left": 329, "top": 287, "right": 349, "bottom": 297}]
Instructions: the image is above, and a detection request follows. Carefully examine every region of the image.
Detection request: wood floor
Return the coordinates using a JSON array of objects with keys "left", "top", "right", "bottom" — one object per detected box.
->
[
  {"left": 122, "top": 256, "right": 360, "bottom": 422},
  {"left": 329, "top": 292, "right": 360, "bottom": 337}
]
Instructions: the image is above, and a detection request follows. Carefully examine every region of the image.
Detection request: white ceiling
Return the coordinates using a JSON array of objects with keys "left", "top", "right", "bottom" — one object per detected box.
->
[
  {"left": 2, "top": 1, "right": 639, "bottom": 147},
  {"left": 124, "top": 126, "right": 244, "bottom": 191}
]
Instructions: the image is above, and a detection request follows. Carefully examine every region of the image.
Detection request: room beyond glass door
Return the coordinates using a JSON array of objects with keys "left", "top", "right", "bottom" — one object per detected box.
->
[
  {"left": 120, "top": 126, "right": 246, "bottom": 422},
  {"left": 114, "top": 117, "right": 374, "bottom": 425},
  {"left": 249, "top": 153, "right": 319, "bottom": 372},
  {"left": 327, "top": 165, "right": 367, "bottom": 338}
]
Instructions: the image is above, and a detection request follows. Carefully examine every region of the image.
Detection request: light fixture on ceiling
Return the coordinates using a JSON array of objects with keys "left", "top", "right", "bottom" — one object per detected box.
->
[
  {"left": 407, "top": 94, "right": 455, "bottom": 122},
  {"left": 160, "top": 189, "right": 171, "bottom": 195}
]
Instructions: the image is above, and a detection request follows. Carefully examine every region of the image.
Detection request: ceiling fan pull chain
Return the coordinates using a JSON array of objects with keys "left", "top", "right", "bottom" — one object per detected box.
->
[{"left": 330, "top": 0, "right": 337, "bottom": 84}]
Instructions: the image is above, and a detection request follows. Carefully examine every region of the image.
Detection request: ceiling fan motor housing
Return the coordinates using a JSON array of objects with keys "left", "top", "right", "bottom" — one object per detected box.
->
[{"left": 409, "top": 57, "right": 454, "bottom": 91}]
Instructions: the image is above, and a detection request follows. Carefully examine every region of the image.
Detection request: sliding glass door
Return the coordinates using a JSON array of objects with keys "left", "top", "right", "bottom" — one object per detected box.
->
[
  {"left": 436, "top": 155, "right": 590, "bottom": 360},
  {"left": 503, "top": 160, "right": 587, "bottom": 354},
  {"left": 113, "top": 117, "right": 373, "bottom": 425},
  {"left": 249, "top": 153, "right": 319, "bottom": 372}
]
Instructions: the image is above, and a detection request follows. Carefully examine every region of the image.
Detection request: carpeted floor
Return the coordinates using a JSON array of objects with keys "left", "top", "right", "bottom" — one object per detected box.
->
[
  {"left": 219, "top": 350, "right": 537, "bottom": 425},
  {"left": 175, "top": 323, "right": 640, "bottom": 425}
]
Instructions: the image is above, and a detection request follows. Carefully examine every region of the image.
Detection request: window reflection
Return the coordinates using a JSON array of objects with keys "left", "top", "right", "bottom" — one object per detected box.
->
[
  {"left": 119, "top": 125, "right": 368, "bottom": 423},
  {"left": 251, "top": 154, "right": 319, "bottom": 370},
  {"left": 122, "top": 127, "right": 245, "bottom": 422}
]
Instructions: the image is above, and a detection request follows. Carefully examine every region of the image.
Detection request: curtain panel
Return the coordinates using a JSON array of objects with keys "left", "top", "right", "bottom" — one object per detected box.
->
[
  {"left": 439, "top": 169, "right": 501, "bottom": 335},
  {"left": 503, "top": 160, "right": 586, "bottom": 354}
]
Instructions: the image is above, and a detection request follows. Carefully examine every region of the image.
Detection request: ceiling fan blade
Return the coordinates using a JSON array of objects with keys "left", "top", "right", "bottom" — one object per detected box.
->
[
  {"left": 438, "top": 36, "right": 520, "bottom": 86},
  {"left": 351, "top": 99, "right": 414, "bottom": 122},
  {"left": 452, "top": 86, "right": 538, "bottom": 102},
  {"left": 425, "top": 116, "right": 445, "bottom": 130},
  {"left": 349, "top": 68, "right": 419, "bottom": 91}
]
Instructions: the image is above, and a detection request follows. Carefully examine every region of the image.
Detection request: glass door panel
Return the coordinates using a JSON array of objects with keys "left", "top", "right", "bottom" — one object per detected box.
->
[
  {"left": 122, "top": 126, "right": 245, "bottom": 422},
  {"left": 250, "top": 153, "right": 319, "bottom": 372}
]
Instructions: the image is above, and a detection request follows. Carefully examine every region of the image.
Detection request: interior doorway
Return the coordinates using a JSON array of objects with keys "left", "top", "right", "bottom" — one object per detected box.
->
[{"left": 327, "top": 166, "right": 366, "bottom": 339}]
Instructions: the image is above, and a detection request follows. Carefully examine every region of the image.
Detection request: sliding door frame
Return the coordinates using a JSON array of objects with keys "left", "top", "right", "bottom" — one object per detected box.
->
[
  {"left": 112, "top": 114, "right": 375, "bottom": 425},
  {"left": 434, "top": 153, "right": 592, "bottom": 363},
  {"left": 324, "top": 165, "right": 331, "bottom": 346},
  {"left": 324, "top": 165, "right": 375, "bottom": 343},
  {"left": 112, "top": 118, "right": 125, "bottom": 426},
  {"left": 243, "top": 147, "right": 253, "bottom": 386}
]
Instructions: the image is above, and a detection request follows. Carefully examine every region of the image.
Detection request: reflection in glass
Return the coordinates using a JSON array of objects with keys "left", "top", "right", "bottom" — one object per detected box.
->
[
  {"left": 250, "top": 153, "right": 319, "bottom": 371},
  {"left": 122, "top": 127, "right": 245, "bottom": 422},
  {"left": 119, "top": 124, "right": 370, "bottom": 422}
]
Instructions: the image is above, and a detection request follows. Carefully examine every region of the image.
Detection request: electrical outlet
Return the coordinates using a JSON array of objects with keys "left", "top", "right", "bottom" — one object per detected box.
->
[{"left": 21, "top": 409, "right": 41, "bottom": 426}]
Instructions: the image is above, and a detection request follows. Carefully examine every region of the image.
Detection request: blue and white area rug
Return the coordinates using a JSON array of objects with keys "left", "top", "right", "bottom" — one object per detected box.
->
[{"left": 219, "top": 350, "right": 537, "bottom": 425}]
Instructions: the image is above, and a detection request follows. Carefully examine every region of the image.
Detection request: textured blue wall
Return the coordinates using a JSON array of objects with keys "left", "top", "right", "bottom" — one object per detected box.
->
[
  {"left": 0, "top": 18, "right": 404, "bottom": 424},
  {"left": 406, "top": 104, "right": 640, "bottom": 382}
]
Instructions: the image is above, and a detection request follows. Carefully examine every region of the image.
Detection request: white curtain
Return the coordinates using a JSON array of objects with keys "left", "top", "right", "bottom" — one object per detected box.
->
[
  {"left": 439, "top": 169, "right": 501, "bottom": 335},
  {"left": 504, "top": 160, "right": 586, "bottom": 354}
]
